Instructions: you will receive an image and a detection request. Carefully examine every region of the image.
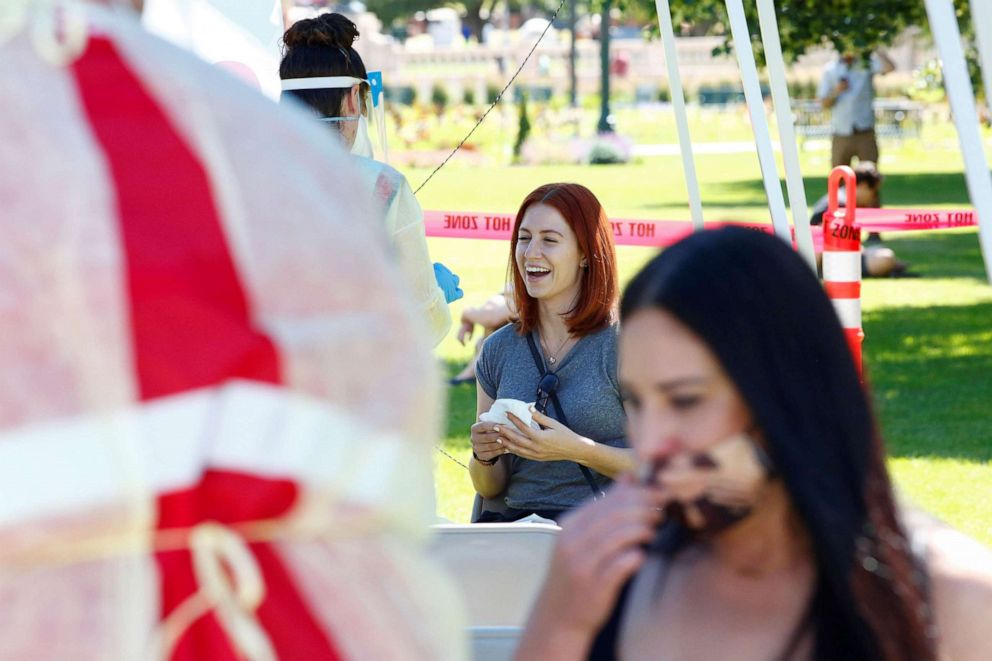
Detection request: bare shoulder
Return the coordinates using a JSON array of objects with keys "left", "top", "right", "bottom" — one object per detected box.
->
[{"left": 909, "top": 512, "right": 992, "bottom": 659}]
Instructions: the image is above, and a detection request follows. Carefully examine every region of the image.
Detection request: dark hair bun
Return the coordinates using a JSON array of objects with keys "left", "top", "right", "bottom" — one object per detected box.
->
[{"left": 283, "top": 13, "right": 359, "bottom": 50}]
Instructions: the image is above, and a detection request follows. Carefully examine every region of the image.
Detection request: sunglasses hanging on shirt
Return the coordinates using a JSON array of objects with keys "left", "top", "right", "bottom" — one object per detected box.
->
[{"left": 525, "top": 334, "right": 602, "bottom": 497}]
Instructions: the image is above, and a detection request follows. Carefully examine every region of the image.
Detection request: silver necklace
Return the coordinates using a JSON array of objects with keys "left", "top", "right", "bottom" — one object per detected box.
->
[{"left": 542, "top": 332, "right": 572, "bottom": 365}]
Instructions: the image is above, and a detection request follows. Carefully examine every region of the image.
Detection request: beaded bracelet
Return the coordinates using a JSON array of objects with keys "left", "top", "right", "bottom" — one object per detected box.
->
[{"left": 472, "top": 450, "right": 499, "bottom": 466}]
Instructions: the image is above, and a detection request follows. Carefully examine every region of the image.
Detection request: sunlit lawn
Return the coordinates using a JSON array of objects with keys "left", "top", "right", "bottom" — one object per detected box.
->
[{"left": 404, "top": 108, "right": 992, "bottom": 544}]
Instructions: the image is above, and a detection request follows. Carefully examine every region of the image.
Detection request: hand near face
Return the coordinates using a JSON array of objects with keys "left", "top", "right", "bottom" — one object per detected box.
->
[
  {"left": 498, "top": 408, "right": 589, "bottom": 463},
  {"left": 656, "top": 435, "right": 766, "bottom": 507},
  {"left": 521, "top": 478, "right": 667, "bottom": 647},
  {"left": 650, "top": 434, "right": 770, "bottom": 533},
  {"left": 700, "top": 434, "right": 769, "bottom": 507}
]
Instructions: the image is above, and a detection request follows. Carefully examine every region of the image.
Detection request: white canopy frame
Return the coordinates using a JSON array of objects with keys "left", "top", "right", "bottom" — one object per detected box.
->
[
  {"left": 755, "top": 0, "right": 816, "bottom": 268},
  {"left": 970, "top": 0, "right": 992, "bottom": 115},
  {"left": 653, "top": 0, "right": 705, "bottom": 230},
  {"left": 652, "top": 0, "right": 815, "bottom": 263},
  {"left": 724, "top": 0, "right": 792, "bottom": 244},
  {"left": 926, "top": 0, "right": 992, "bottom": 284}
]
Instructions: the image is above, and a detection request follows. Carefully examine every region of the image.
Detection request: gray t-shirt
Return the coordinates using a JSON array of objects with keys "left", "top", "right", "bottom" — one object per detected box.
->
[{"left": 476, "top": 321, "right": 627, "bottom": 511}]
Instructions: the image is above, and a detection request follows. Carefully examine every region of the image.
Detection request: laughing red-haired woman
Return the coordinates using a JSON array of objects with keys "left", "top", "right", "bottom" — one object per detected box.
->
[{"left": 469, "top": 183, "right": 635, "bottom": 523}]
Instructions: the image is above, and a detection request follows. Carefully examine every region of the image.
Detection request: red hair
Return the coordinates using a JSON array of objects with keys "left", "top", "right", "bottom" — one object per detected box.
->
[{"left": 509, "top": 183, "right": 618, "bottom": 336}]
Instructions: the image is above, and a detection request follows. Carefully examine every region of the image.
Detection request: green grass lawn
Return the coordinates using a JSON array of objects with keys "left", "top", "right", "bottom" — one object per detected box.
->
[{"left": 401, "top": 114, "right": 992, "bottom": 545}]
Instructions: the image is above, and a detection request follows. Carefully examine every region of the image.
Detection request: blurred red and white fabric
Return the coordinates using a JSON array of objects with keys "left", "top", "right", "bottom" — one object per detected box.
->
[{"left": 0, "top": 2, "right": 463, "bottom": 659}]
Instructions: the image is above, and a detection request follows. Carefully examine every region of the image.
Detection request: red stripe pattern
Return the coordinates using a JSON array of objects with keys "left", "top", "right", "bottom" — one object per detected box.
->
[
  {"left": 75, "top": 46, "right": 280, "bottom": 400},
  {"left": 72, "top": 37, "right": 340, "bottom": 660},
  {"left": 823, "top": 280, "right": 861, "bottom": 300}
]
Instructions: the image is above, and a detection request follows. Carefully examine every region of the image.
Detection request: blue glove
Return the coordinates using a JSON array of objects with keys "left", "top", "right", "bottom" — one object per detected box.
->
[{"left": 433, "top": 262, "right": 464, "bottom": 304}]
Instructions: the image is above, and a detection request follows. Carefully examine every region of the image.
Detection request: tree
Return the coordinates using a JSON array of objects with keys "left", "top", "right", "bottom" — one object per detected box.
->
[
  {"left": 362, "top": 1, "right": 488, "bottom": 39},
  {"left": 623, "top": 0, "right": 974, "bottom": 65},
  {"left": 364, "top": 1, "right": 532, "bottom": 41},
  {"left": 363, "top": 0, "right": 427, "bottom": 28},
  {"left": 513, "top": 91, "right": 532, "bottom": 160},
  {"left": 365, "top": 1, "right": 574, "bottom": 41},
  {"left": 465, "top": 1, "right": 493, "bottom": 41},
  {"left": 597, "top": 0, "right": 613, "bottom": 132}
]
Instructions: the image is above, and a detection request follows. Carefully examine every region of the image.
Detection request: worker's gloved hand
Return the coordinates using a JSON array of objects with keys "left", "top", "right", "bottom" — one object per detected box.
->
[{"left": 434, "top": 262, "right": 464, "bottom": 304}]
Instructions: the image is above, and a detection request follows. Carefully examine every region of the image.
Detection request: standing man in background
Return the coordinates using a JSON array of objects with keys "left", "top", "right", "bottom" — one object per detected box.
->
[{"left": 818, "top": 50, "right": 895, "bottom": 168}]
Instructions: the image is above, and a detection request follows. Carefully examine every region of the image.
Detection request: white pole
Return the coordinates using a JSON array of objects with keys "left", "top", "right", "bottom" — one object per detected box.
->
[
  {"left": 654, "top": 0, "right": 705, "bottom": 230},
  {"left": 724, "top": 0, "right": 791, "bottom": 243},
  {"left": 926, "top": 0, "right": 992, "bottom": 284},
  {"left": 755, "top": 0, "right": 815, "bottom": 269},
  {"left": 970, "top": 0, "right": 992, "bottom": 110}
]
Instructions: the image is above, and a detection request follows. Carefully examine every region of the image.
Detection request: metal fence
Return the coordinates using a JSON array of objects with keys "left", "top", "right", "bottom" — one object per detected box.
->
[{"left": 792, "top": 99, "right": 924, "bottom": 142}]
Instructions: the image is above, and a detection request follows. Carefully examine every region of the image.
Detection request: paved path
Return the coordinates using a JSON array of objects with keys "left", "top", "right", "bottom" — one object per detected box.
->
[{"left": 632, "top": 141, "right": 782, "bottom": 157}]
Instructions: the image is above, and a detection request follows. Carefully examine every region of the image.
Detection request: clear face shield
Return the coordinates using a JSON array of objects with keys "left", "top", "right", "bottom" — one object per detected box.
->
[{"left": 280, "top": 72, "right": 388, "bottom": 163}]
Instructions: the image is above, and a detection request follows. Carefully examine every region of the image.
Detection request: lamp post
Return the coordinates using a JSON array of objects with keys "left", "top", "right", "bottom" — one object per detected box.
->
[
  {"left": 568, "top": 0, "right": 578, "bottom": 108},
  {"left": 597, "top": 0, "right": 614, "bottom": 133}
]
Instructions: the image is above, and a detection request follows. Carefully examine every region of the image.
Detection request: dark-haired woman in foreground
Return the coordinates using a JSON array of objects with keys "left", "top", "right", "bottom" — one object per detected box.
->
[
  {"left": 470, "top": 183, "right": 635, "bottom": 522},
  {"left": 280, "top": 13, "right": 458, "bottom": 346},
  {"left": 517, "top": 227, "right": 992, "bottom": 659}
]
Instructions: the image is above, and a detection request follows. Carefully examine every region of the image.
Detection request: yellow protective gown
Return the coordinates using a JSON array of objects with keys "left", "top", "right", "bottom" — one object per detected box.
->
[{"left": 353, "top": 155, "right": 452, "bottom": 346}]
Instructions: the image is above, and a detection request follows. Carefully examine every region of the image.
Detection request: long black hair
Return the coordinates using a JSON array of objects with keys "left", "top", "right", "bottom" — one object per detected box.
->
[
  {"left": 621, "top": 227, "right": 935, "bottom": 660},
  {"left": 280, "top": 13, "right": 368, "bottom": 118}
]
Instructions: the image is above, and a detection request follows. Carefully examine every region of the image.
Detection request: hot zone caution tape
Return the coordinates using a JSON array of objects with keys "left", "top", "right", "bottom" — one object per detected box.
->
[{"left": 423, "top": 208, "right": 978, "bottom": 250}]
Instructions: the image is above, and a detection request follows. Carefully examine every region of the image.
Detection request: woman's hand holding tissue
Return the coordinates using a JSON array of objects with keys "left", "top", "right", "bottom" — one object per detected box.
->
[
  {"left": 470, "top": 420, "right": 506, "bottom": 465},
  {"left": 499, "top": 407, "right": 593, "bottom": 463}
]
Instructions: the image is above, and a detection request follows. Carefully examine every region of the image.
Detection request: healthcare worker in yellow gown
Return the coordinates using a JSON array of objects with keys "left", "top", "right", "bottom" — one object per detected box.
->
[{"left": 280, "top": 12, "right": 461, "bottom": 347}]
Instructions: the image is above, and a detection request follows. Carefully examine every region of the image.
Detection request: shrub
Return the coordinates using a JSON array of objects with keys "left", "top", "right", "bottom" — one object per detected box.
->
[
  {"left": 586, "top": 133, "right": 632, "bottom": 165},
  {"left": 588, "top": 141, "right": 626, "bottom": 165},
  {"left": 581, "top": 93, "right": 601, "bottom": 112},
  {"left": 513, "top": 92, "right": 531, "bottom": 162},
  {"left": 431, "top": 84, "right": 449, "bottom": 114},
  {"left": 548, "top": 93, "right": 568, "bottom": 111},
  {"left": 486, "top": 82, "right": 501, "bottom": 105}
]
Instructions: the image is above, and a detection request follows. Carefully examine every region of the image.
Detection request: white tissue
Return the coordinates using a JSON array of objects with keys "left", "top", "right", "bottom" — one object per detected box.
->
[{"left": 480, "top": 399, "right": 538, "bottom": 429}]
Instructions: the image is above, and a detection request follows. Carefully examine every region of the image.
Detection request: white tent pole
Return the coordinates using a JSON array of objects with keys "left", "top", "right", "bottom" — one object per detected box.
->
[
  {"left": 724, "top": 0, "right": 791, "bottom": 243},
  {"left": 925, "top": 0, "right": 992, "bottom": 284},
  {"left": 755, "top": 0, "right": 815, "bottom": 269},
  {"left": 970, "top": 0, "right": 992, "bottom": 110},
  {"left": 654, "top": 0, "right": 705, "bottom": 230}
]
